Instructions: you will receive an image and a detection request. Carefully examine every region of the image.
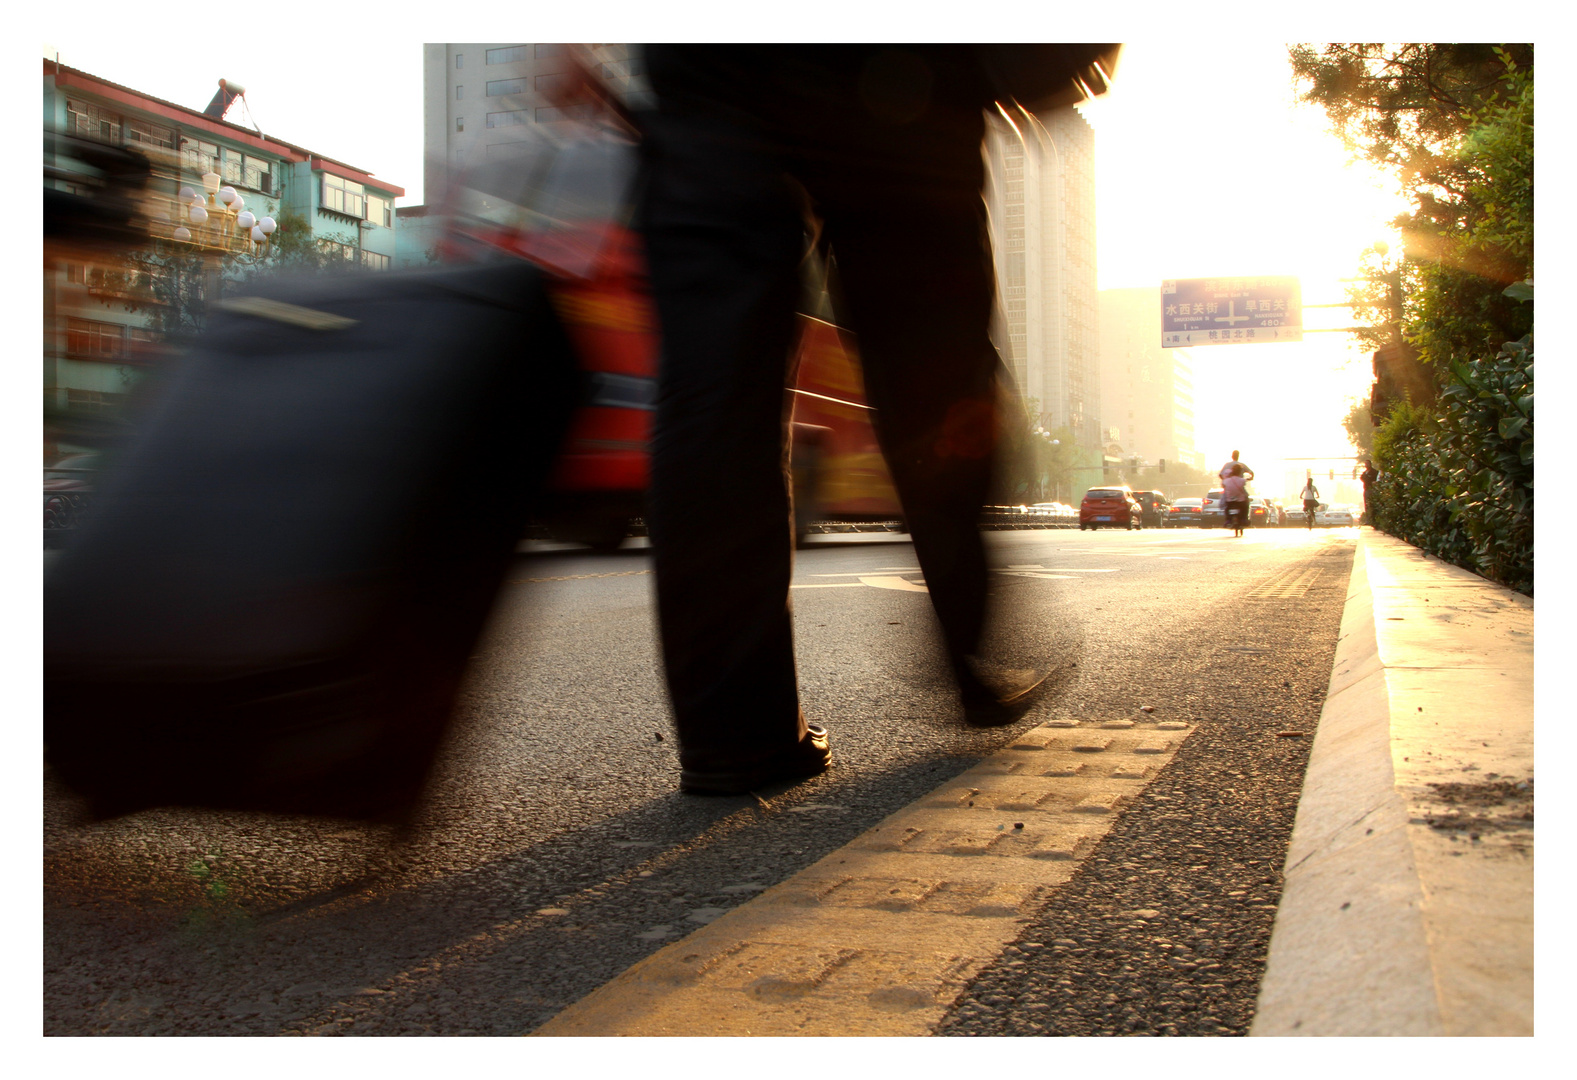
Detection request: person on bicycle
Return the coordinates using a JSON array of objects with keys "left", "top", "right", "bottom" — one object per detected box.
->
[
  {"left": 1299, "top": 476, "right": 1321, "bottom": 529},
  {"left": 1222, "top": 461, "right": 1250, "bottom": 537}
]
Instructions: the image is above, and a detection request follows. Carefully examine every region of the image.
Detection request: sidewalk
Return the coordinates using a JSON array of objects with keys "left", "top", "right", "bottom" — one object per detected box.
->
[{"left": 1251, "top": 528, "right": 1533, "bottom": 1036}]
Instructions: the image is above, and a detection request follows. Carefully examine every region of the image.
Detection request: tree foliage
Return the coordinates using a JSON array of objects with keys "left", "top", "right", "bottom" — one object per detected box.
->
[
  {"left": 103, "top": 208, "right": 365, "bottom": 344},
  {"left": 1369, "top": 323, "right": 1532, "bottom": 595},
  {"left": 1294, "top": 44, "right": 1533, "bottom": 375},
  {"left": 1293, "top": 44, "right": 1533, "bottom": 592}
]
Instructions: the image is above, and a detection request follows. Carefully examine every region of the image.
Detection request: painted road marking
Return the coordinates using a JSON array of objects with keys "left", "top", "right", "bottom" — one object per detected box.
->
[{"left": 531, "top": 719, "right": 1198, "bottom": 1036}]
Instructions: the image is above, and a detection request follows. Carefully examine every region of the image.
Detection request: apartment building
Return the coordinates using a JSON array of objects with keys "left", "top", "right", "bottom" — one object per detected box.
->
[
  {"left": 983, "top": 105, "right": 1100, "bottom": 458},
  {"left": 419, "top": 44, "right": 650, "bottom": 214},
  {"left": 1098, "top": 286, "right": 1202, "bottom": 476},
  {"left": 43, "top": 60, "right": 405, "bottom": 421}
]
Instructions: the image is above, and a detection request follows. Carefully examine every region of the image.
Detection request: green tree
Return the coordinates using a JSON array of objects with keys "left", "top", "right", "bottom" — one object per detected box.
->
[
  {"left": 1341, "top": 396, "right": 1375, "bottom": 460},
  {"left": 1292, "top": 44, "right": 1533, "bottom": 380},
  {"left": 103, "top": 208, "right": 365, "bottom": 343}
]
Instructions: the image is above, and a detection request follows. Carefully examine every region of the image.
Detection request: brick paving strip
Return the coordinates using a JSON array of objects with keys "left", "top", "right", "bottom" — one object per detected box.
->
[{"left": 531, "top": 719, "right": 1196, "bottom": 1036}]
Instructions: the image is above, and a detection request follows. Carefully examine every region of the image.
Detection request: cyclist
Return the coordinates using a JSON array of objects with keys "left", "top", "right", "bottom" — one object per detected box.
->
[
  {"left": 1299, "top": 475, "right": 1321, "bottom": 530},
  {"left": 1222, "top": 461, "right": 1250, "bottom": 537}
]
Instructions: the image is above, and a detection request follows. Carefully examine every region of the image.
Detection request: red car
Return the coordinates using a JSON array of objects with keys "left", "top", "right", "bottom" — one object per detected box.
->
[{"left": 1079, "top": 486, "right": 1143, "bottom": 530}]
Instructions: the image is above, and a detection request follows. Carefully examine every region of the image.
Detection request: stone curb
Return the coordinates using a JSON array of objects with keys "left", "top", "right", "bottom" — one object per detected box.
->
[{"left": 1251, "top": 528, "right": 1533, "bottom": 1036}]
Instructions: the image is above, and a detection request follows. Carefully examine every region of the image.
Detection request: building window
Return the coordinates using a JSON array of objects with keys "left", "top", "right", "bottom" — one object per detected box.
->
[
  {"left": 487, "top": 45, "right": 527, "bottom": 65},
  {"left": 456, "top": 85, "right": 464, "bottom": 100},
  {"left": 317, "top": 239, "right": 357, "bottom": 262},
  {"left": 126, "top": 119, "right": 175, "bottom": 149},
  {"left": 218, "top": 146, "right": 244, "bottom": 185},
  {"left": 242, "top": 154, "right": 272, "bottom": 194},
  {"left": 487, "top": 78, "right": 527, "bottom": 97},
  {"left": 65, "top": 388, "right": 126, "bottom": 412},
  {"left": 366, "top": 195, "right": 392, "bottom": 228},
  {"left": 486, "top": 110, "right": 531, "bottom": 128},
  {"left": 361, "top": 251, "right": 390, "bottom": 271},
  {"left": 179, "top": 136, "right": 219, "bottom": 176},
  {"left": 535, "top": 43, "right": 564, "bottom": 59},
  {"left": 321, "top": 174, "right": 366, "bottom": 219},
  {"left": 66, "top": 98, "right": 121, "bottom": 143},
  {"left": 455, "top": 53, "right": 464, "bottom": 68},
  {"left": 456, "top": 116, "right": 464, "bottom": 132},
  {"left": 66, "top": 318, "right": 125, "bottom": 361}
]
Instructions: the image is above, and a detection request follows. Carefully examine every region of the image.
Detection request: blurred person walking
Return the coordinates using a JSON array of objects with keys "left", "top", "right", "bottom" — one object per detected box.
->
[{"left": 630, "top": 45, "right": 1118, "bottom": 794}]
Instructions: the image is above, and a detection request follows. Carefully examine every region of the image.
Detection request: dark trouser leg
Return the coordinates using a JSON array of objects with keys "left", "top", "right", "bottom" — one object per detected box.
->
[
  {"left": 815, "top": 178, "right": 998, "bottom": 673},
  {"left": 637, "top": 111, "right": 810, "bottom": 772}
]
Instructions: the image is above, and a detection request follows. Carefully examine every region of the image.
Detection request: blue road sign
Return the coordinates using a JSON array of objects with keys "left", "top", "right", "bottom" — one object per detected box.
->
[{"left": 1161, "top": 276, "right": 1302, "bottom": 349}]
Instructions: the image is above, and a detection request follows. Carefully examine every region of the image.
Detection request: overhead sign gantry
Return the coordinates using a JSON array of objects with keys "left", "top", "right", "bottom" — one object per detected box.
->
[{"left": 1161, "top": 276, "right": 1302, "bottom": 348}]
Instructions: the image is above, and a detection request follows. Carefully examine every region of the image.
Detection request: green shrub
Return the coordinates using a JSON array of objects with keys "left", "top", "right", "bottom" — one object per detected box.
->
[{"left": 1370, "top": 329, "right": 1532, "bottom": 595}]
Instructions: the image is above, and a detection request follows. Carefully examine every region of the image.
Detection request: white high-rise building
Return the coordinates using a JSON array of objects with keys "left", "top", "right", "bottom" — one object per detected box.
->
[
  {"left": 420, "top": 44, "right": 651, "bottom": 207},
  {"left": 983, "top": 105, "right": 1099, "bottom": 457}
]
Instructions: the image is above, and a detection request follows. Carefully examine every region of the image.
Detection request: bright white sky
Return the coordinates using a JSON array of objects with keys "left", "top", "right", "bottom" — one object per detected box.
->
[{"left": 31, "top": 27, "right": 1495, "bottom": 503}]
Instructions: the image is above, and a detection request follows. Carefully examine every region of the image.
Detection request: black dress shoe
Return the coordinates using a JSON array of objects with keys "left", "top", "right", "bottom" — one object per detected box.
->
[
  {"left": 679, "top": 722, "right": 832, "bottom": 795},
  {"left": 957, "top": 664, "right": 1050, "bottom": 728}
]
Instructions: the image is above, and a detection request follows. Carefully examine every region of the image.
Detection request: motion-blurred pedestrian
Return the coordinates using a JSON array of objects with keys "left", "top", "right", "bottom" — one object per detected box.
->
[{"left": 632, "top": 45, "right": 1119, "bottom": 794}]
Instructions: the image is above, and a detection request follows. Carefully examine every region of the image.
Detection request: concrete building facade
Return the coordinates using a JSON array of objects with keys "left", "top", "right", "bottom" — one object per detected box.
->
[
  {"left": 983, "top": 105, "right": 1100, "bottom": 459},
  {"left": 43, "top": 60, "right": 405, "bottom": 423},
  {"left": 419, "top": 44, "right": 651, "bottom": 219},
  {"left": 1098, "top": 286, "right": 1202, "bottom": 476}
]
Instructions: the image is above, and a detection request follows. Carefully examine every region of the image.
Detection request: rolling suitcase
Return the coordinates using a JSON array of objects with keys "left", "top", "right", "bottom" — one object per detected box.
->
[{"left": 43, "top": 258, "right": 582, "bottom": 820}]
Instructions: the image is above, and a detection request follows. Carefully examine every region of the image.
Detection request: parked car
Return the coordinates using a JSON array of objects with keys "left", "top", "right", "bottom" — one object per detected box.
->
[
  {"left": 1130, "top": 490, "right": 1170, "bottom": 527},
  {"left": 1032, "top": 502, "right": 1077, "bottom": 527},
  {"left": 1079, "top": 486, "right": 1143, "bottom": 530},
  {"left": 1248, "top": 498, "right": 1273, "bottom": 528},
  {"left": 1202, "top": 488, "right": 1226, "bottom": 528},
  {"left": 1164, "top": 497, "right": 1203, "bottom": 527},
  {"left": 1284, "top": 501, "right": 1324, "bottom": 527},
  {"left": 1317, "top": 503, "right": 1356, "bottom": 527}
]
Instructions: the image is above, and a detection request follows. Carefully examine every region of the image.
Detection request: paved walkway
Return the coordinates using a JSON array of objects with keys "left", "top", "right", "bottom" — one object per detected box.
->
[
  {"left": 1252, "top": 528, "right": 1533, "bottom": 1035},
  {"left": 529, "top": 528, "right": 1533, "bottom": 1036}
]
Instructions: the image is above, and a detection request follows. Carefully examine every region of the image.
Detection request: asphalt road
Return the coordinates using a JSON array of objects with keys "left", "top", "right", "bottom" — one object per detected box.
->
[{"left": 43, "top": 524, "right": 1355, "bottom": 1035}]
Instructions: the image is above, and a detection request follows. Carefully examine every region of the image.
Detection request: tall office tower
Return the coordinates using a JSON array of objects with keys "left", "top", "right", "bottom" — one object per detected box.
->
[
  {"left": 1097, "top": 286, "right": 1200, "bottom": 473},
  {"left": 983, "top": 105, "right": 1099, "bottom": 457},
  {"left": 421, "top": 44, "right": 651, "bottom": 206}
]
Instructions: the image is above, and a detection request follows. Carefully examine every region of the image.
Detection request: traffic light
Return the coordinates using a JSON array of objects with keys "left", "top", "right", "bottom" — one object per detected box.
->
[
  {"left": 1352, "top": 465, "right": 1360, "bottom": 479},
  {"left": 1131, "top": 456, "right": 1139, "bottom": 469},
  {"left": 1329, "top": 469, "right": 1335, "bottom": 480},
  {"left": 1159, "top": 458, "right": 1167, "bottom": 473}
]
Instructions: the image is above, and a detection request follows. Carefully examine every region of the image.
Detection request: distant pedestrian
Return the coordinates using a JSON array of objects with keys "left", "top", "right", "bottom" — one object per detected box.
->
[{"left": 1360, "top": 459, "right": 1378, "bottom": 524}]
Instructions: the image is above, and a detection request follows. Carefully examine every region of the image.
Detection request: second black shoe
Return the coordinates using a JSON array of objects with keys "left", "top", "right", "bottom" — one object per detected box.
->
[{"left": 679, "top": 722, "right": 832, "bottom": 795}]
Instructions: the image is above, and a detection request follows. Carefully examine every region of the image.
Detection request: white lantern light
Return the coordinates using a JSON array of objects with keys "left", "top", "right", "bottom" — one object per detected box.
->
[
  {"left": 173, "top": 226, "right": 192, "bottom": 241},
  {"left": 236, "top": 211, "right": 256, "bottom": 230},
  {"left": 258, "top": 216, "right": 277, "bottom": 235},
  {"left": 178, "top": 185, "right": 196, "bottom": 202},
  {"left": 202, "top": 171, "right": 222, "bottom": 194},
  {"left": 251, "top": 225, "right": 267, "bottom": 243},
  {"left": 189, "top": 204, "right": 208, "bottom": 224},
  {"left": 218, "top": 186, "right": 239, "bottom": 206}
]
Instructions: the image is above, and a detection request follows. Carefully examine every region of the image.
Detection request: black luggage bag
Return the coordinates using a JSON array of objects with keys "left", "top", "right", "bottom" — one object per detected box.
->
[{"left": 44, "top": 259, "right": 581, "bottom": 821}]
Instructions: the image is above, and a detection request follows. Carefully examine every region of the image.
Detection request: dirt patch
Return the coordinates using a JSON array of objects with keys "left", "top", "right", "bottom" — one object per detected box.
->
[{"left": 1421, "top": 778, "right": 1533, "bottom": 835}]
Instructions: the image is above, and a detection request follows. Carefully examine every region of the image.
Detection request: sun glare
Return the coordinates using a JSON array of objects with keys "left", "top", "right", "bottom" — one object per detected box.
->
[{"left": 1084, "top": 43, "right": 1412, "bottom": 500}]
